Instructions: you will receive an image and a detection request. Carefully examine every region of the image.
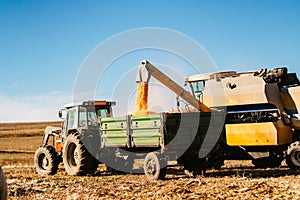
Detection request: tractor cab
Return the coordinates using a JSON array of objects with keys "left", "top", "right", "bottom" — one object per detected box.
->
[
  {"left": 35, "top": 100, "right": 115, "bottom": 176},
  {"left": 59, "top": 100, "right": 116, "bottom": 140}
]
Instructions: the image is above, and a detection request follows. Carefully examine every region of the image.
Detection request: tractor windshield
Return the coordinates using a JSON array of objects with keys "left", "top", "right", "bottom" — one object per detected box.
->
[
  {"left": 78, "top": 105, "right": 112, "bottom": 128},
  {"left": 95, "top": 106, "right": 112, "bottom": 118},
  {"left": 79, "top": 106, "right": 98, "bottom": 127}
]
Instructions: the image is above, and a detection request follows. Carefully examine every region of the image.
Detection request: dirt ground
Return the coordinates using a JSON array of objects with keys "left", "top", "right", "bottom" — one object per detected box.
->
[{"left": 1, "top": 122, "right": 300, "bottom": 199}]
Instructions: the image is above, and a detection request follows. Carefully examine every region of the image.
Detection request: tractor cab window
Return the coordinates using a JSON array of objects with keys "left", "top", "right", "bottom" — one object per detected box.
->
[
  {"left": 87, "top": 110, "right": 97, "bottom": 125},
  {"left": 79, "top": 106, "right": 98, "bottom": 127},
  {"left": 79, "top": 107, "right": 87, "bottom": 127},
  {"left": 97, "top": 108, "right": 109, "bottom": 118},
  {"left": 190, "top": 81, "right": 205, "bottom": 100},
  {"left": 67, "top": 109, "right": 76, "bottom": 129}
]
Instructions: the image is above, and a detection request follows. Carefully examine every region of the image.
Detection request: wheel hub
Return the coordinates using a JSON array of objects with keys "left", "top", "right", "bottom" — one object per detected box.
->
[
  {"left": 146, "top": 159, "right": 156, "bottom": 175},
  {"left": 42, "top": 156, "right": 49, "bottom": 169},
  {"left": 73, "top": 146, "right": 79, "bottom": 165}
]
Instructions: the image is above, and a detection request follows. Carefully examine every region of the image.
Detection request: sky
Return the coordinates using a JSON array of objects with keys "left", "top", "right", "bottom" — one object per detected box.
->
[{"left": 0, "top": 0, "right": 300, "bottom": 122}]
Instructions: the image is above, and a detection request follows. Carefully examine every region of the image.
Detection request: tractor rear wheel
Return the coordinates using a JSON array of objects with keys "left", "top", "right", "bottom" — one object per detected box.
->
[
  {"left": 63, "top": 133, "right": 98, "bottom": 175},
  {"left": 34, "top": 146, "right": 59, "bottom": 175},
  {"left": 286, "top": 141, "right": 300, "bottom": 170},
  {"left": 144, "top": 152, "right": 166, "bottom": 180}
]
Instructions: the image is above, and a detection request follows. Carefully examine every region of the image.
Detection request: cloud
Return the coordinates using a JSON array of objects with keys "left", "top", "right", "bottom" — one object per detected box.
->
[{"left": 0, "top": 91, "right": 71, "bottom": 122}]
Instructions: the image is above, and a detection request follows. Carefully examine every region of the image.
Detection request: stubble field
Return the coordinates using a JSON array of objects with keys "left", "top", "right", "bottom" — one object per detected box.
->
[{"left": 1, "top": 122, "right": 300, "bottom": 199}]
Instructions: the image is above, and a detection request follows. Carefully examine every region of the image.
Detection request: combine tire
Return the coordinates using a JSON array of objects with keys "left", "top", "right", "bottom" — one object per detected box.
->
[
  {"left": 34, "top": 146, "right": 59, "bottom": 175},
  {"left": 286, "top": 141, "right": 300, "bottom": 170},
  {"left": 144, "top": 152, "right": 166, "bottom": 180},
  {"left": 63, "top": 133, "right": 98, "bottom": 175}
]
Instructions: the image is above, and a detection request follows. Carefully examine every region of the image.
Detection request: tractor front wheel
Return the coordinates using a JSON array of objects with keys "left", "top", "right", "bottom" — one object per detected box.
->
[{"left": 34, "top": 146, "right": 59, "bottom": 175}]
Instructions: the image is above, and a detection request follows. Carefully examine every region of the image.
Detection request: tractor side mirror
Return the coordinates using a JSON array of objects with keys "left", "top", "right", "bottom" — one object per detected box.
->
[{"left": 58, "top": 109, "right": 66, "bottom": 119}]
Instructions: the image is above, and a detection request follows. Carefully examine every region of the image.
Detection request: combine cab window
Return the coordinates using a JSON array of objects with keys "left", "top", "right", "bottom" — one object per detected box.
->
[{"left": 190, "top": 81, "right": 205, "bottom": 100}]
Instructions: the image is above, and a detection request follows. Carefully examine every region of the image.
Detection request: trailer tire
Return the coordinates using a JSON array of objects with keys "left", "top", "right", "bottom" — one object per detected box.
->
[
  {"left": 63, "top": 133, "right": 98, "bottom": 175},
  {"left": 34, "top": 146, "right": 59, "bottom": 175},
  {"left": 144, "top": 152, "right": 166, "bottom": 180},
  {"left": 286, "top": 141, "right": 300, "bottom": 170}
]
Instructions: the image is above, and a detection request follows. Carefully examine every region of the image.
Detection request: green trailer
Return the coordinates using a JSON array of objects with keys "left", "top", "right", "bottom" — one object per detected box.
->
[{"left": 100, "top": 111, "right": 225, "bottom": 180}]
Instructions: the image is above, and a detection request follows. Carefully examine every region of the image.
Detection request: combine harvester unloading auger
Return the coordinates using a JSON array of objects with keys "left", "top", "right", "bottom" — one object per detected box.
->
[
  {"left": 134, "top": 60, "right": 211, "bottom": 115},
  {"left": 34, "top": 60, "right": 300, "bottom": 180}
]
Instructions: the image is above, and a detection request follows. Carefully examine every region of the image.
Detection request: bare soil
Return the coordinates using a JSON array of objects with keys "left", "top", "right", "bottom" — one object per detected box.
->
[{"left": 1, "top": 122, "right": 300, "bottom": 199}]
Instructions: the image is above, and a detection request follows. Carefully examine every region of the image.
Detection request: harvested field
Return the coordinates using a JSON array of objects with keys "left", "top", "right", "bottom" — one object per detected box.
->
[
  {"left": 0, "top": 121, "right": 61, "bottom": 138},
  {"left": 1, "top": 122, "right": 300, "bottom": 199},
  {"left": 0, "top": 136, "right": 41, "bottom": 153}
]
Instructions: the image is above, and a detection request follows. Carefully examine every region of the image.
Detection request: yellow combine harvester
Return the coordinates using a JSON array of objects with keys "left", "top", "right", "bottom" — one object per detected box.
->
[{"left": 185, "top": 67, "right": 300, "bottom": 168}]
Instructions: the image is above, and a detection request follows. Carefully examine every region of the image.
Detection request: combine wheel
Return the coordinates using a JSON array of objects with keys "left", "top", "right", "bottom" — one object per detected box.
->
[
  {"left": 34, "top": 146, "right": 59, "bottom": 175},
  {"left": 63, "top": 133, "right": 98, "bottom": 175},
  {"left": 144, "top": 152, "right": 166, "bottom": 180},
  {"left": 286, "top": 141, "right": 300, "bottom": 170}
]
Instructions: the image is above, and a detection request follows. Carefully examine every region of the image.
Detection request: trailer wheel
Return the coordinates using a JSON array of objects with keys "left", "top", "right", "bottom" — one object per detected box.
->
[
  {"left": 286, "top": 141, "right": 300, "bottom": 170},
  {"left": 144, "top": 152, "right": 166, "bottom": 180},
  {"left": 63, "top": 133, "right": 98, "bottom": 175},
  {"left": 34, "top": 146, "right": 59, "bottom": 175}
]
